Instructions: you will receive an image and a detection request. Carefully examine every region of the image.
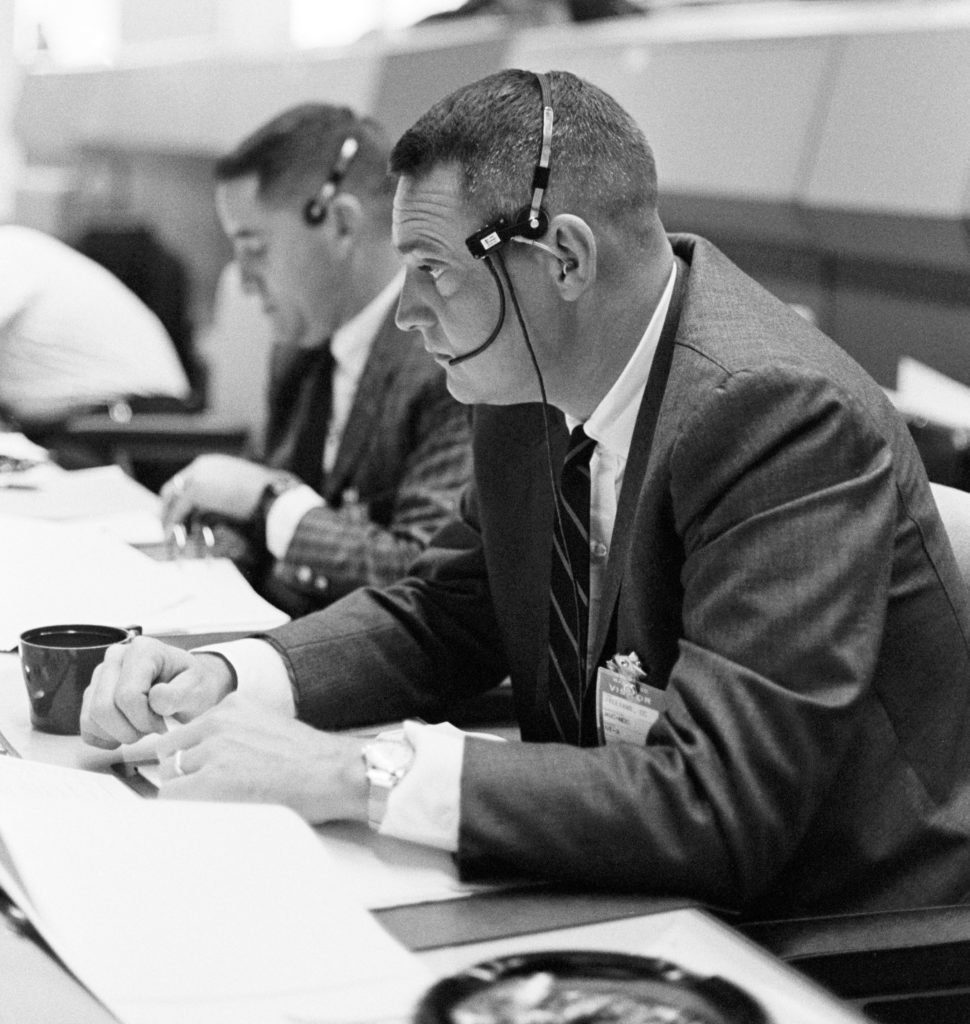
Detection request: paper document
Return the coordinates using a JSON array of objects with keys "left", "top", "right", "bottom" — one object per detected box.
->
[
  {"left": 0, "top": 516, "right": 288, "bottom": 650},
  {"left": 0, "top": 464, "right": 164, "bottom": 544},
  {"left": 0, "top": 758, "right": 431, "bottom": 1024},
  {"left": 141, "top": 557, "right": 290, "bottom": 635}
]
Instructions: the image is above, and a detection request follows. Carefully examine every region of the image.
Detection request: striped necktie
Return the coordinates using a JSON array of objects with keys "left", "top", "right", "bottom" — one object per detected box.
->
[{"left": 547, "top": 425, "right": 597, "bottom": 746}]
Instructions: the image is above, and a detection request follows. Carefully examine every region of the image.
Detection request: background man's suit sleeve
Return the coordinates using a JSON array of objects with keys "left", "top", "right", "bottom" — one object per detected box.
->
[{"left": 277, "top": 392, "right": 471, "bottom": 600}]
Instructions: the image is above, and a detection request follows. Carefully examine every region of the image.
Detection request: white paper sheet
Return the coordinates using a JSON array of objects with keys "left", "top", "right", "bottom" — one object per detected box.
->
[
  {"left": 0, "top": 517, "right": 288, "bottom": 650},
  {"left": 140, "top": 557, "right": 290, "bottom": 635},
  {"left": 0, "top": 465, "right": 162, "bottom": 535},
  {"left": 0, "top": 516, "right": 188, "bottom": 650},
  {"left": 0, "top": 760, "right": 431, "bottom": 1024}
]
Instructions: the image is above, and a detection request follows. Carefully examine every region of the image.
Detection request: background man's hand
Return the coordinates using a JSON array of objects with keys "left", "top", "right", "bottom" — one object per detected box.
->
[
  {"left": 155, "top": 695, "right": 369, "bottom": 825},
  {"left": 160, "top": 455, "right": 282, "bottom": 530},
  {"left": 80, "top": 637, "right": 235, "bottom": 749}
]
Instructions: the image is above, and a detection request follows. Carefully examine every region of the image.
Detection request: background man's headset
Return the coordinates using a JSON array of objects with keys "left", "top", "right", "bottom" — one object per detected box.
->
[
  {"left": 303, "top": 134, "right": 360, "bottom": 226},
  {"left": 459, "top": 71, "right": 591, "bottom": 743}
]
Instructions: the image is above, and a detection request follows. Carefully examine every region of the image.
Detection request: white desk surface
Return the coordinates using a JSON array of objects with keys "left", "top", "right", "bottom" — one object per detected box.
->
[{"left": 0, "top": 651, "right": 871, "bottom": 1024}]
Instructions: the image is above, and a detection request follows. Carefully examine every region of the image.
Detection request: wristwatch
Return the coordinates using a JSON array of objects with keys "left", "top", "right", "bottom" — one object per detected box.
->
[
  {"left": 255, "top": 473, "right": 302, "bottom": 539},
  {"left": 361, "top": 732, "right": 415, "bottom": 831}
]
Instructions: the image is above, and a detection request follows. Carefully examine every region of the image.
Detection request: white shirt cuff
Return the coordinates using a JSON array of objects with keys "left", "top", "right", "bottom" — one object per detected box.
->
[
  {"left": 265, "top": 484, "right": 324, "bottom": 559},
  {"left": 379, "top": 721, "right": 464, "bottom": 851},
  {"left": 192, "top": 638, "right": 296, "bottom": 718}
]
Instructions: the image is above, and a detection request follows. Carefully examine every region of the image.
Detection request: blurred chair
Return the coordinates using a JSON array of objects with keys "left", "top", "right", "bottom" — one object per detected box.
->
[
  {"left": 74, "top": 223, "right": 204, "bottom": 404},
  {"left": 930, "top": 482, "right": 970, "bottom": 591}
]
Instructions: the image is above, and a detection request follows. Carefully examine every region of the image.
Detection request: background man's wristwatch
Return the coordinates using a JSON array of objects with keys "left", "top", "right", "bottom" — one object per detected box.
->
[
  {"left": 361, "top": 732, "right": 415, "bottom": 831},
  {"left": 255, "top": 473, "right": 303, "bottom": 537}
]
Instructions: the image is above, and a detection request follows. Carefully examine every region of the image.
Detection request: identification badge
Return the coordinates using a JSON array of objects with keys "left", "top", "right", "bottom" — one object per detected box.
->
[{"left": 596, "top": 651, "right": 666, "bottom": 747}]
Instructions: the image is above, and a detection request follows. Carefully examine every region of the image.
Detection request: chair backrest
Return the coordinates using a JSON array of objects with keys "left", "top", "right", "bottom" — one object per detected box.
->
[{"left": 930, "top": 482, "right": 970, "bottom": 592}]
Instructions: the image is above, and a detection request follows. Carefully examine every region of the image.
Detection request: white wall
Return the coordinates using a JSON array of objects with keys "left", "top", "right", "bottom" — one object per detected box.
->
[{"left": 0, "top": 0, "right": 22, "bottom": 221}]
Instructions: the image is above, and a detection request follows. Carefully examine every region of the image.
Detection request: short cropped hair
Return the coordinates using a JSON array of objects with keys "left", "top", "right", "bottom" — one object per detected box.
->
[
  {"left": 390, "top": 70, "right": 658, "bottom": 241},
  {"left": 215, "top": 103, "right": 395, "bottom": 208}
]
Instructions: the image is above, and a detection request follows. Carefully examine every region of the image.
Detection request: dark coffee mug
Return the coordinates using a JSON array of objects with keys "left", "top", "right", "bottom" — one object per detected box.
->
[{"left": 19, "top": 624, "right": 142, "bottom": 735}]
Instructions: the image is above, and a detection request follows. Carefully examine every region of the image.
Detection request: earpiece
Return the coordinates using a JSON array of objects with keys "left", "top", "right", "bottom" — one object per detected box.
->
[
  {"left": 511, "top": 236, "right": 575, "bottom": 274},
  {"left": 303, "top": 135, "right": 360, "bottom": 227}
]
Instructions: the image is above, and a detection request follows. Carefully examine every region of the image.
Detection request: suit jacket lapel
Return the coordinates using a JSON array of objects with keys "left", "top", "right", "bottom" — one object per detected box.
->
[
  {"left": 590, "top": 258, "right": 688, "bottom": 669},
  {"left": 322, "top": 308, "right": 404, "bottom": 504}
]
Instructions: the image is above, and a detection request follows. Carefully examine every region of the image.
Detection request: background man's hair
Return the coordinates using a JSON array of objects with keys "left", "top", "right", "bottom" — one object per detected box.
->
[
  {"left": 389, "top": 70, "right": 658, "bottom": 240},
  {"left": 215, "top": 103, "right": 395, "bottom": 207}
]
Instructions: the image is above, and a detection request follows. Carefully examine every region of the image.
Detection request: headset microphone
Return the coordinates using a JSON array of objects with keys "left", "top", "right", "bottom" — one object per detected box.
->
[
  {"left": 303, "top": 135, "right": 360, "bottom": 227},
  {"left": 447, "top": 258, "right": 506, "bottom": 366}
]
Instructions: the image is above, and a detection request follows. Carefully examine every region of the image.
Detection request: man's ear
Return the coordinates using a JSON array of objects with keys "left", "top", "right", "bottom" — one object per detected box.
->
[
  {"left": 326, "top": 193, "right": 363, "bottom": 241},
  {"left": 546, "top": 214, "right": 596, "bottom": 300}
]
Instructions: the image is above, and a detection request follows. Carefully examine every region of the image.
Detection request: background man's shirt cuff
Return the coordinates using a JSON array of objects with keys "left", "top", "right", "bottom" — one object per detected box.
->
[{"left": 265, "top": 484, "right": 324, "bottom": 558}]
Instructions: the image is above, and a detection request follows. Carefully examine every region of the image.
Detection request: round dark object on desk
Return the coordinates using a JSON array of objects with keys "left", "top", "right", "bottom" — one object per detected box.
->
[
  {"left": 414, "top": 950, "right": 768, "bottom": 1024},
  {"left": 19, "top": 623, "right": 141, "bottom": 734}
]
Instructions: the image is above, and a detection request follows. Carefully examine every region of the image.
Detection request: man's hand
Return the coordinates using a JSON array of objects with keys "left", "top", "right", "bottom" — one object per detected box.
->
[
  {"left": 155, "top": 695, "right": 369, "bottom": 825},
  {"left": 160, "top": 455, "right": 281, "bottom": 531},
  {"left": 80, "top": 637, "right": 235, "bottom": 749}
]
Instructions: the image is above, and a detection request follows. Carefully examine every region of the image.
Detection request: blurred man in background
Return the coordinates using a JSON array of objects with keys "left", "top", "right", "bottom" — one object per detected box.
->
[{"left": 159, "top": 104, "right": 471, "bottom": 616}]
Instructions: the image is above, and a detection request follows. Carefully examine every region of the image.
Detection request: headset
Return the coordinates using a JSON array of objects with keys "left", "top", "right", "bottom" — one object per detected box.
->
[
  {"left": 464, "top": 72, "right": 554, "bottom": 260},
  {"left": 303, "top": 134, "right": 360, "bottom": 227},
  {"left": 449, "top": 71, "right": 564, "bottom": 368},
  {"left": 454, "top": 71, "right": 592, "bottom": 744}
]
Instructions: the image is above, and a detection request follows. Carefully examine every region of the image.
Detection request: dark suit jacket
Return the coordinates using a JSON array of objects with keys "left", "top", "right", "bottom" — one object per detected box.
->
[
  {"left": 261, "top": 235, "right": 970, "bottom": 917},
  {"left": 253, "top": 306, "right": 472, "bottom": 615}
]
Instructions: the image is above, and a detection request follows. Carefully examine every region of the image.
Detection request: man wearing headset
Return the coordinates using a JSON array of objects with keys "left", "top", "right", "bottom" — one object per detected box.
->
[
  {"left": 158, "top": 104, "right": 472, "bottom": 615},
  {"left": 83, "top": 71, "right": 970, "bottom": 919}
]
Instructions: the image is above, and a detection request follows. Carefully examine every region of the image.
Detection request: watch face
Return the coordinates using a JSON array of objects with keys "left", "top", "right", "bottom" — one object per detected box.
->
[
  {"left": 366, "top": 737, "right": 414, "bottom": 776},
  {"left": 413, "top": 951, "right": 768, "bottom": 1024}
]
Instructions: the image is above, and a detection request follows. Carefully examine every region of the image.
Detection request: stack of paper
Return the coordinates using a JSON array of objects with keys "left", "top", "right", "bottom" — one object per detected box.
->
[
  {"left": 0, "top": 757, "right": 431, "bottom": 1024},
  {"left": 0, "top": 516, "right": 288, "bottom": 651},
  {"left": 0, "top": 464, "right": 164, "bottom": 545}
]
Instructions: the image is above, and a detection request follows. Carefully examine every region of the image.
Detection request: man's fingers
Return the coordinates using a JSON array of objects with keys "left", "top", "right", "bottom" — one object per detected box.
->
[
  {"left": 80, "top": 637, "right": 190, "bottom": 747},
  {"left": 148, "top": 677, "right": 206, "bottom": 719},
  {"left": 161, "top": 486, "right": 193, "bottom": 533}
]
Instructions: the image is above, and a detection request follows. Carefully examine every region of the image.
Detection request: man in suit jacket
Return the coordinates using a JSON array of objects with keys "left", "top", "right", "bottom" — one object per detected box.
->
[
  {"left": 83, "top": 72, "right": 970, "bottom": 918},
  {"left": 159, "top": 104, "right": 471, "bottom": 615}
]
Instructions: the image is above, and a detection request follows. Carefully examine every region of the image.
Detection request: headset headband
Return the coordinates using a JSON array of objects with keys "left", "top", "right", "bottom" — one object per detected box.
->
[
  {"left": 465, "top": 72, "right": 554, "bottom": 259},
  {"left": 304, "top": 134, "right": 360, "bottom": 226}
]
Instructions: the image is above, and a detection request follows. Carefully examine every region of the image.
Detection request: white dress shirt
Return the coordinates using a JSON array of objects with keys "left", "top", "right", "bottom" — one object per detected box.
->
[
  {"left": 0, "top": 225, "right": 189, "bottom": 424},
  {"left": 264, "top": 272, "right": 404, "bottom": 559},
  {"left": 203, "top": 264, "right": 677, "bottom": 850}
]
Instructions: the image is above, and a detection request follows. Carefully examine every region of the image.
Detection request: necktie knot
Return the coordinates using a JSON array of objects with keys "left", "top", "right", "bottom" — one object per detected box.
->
[{"left": 564, "top": 425, "right": 595, "bottom": 470}]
